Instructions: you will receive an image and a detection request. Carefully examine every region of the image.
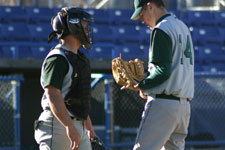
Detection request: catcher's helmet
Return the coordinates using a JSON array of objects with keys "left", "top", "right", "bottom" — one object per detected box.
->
[{"left": 48, "top": 7, "right": 94, "bottom": 49}]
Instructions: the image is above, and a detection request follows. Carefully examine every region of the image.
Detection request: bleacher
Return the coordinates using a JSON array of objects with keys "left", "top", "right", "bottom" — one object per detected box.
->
[{"left": 0, "top": 6, "right": 225, "bottom": 72}]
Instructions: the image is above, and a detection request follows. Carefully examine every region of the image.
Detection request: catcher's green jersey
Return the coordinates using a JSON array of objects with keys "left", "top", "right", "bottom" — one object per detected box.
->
[{"left": 143, "top": 14, "right": 194, "bottom": 100}]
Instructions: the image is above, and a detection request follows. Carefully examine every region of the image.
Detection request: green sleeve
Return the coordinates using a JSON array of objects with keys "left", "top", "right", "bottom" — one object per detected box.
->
[
  {"left": 139, "top": 63, "right": 171, "bottom": 90},
  {"left": 43, "top": 55, "right": 69, "bottom": 90},
  {"left": 150, "top": 28, "right": 172, "bottom": 63},
  {"left": 139, "top": 28, "right": 172, "bottom": 90}
]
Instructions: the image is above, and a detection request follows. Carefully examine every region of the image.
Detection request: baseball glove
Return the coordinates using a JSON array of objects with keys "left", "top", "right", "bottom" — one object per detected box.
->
[
  {"left": 90, "top": 137, "right": 105, "bottom": 150},
  {"left": 112, "top": 54, "right": 145, "bottom": 91}
]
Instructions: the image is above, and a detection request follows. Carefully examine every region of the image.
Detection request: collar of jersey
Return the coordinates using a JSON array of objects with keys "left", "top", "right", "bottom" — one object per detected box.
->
[
  {"left": 55, "top": 44, "right": 70, "bottom": 52},
  {"left": 156, "top": 14, "right": 171, "bottom": 25}
]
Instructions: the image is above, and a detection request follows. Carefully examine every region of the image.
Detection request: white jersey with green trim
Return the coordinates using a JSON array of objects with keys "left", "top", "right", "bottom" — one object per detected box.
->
[
  {"left": 143, "top": 15, "right": 194, "bottom": 100},
  {"left": 40, "top": 44, "right": 73, "bottom": 110}
]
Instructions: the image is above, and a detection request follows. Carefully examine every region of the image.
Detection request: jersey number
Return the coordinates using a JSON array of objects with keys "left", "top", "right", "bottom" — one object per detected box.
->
[{"left": 180, "top": 35, "right": 193, "bottom": 65}]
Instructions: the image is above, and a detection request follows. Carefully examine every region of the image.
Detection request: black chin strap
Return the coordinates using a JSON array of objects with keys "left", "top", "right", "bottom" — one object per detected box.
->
[{"left": 79, "top": 21, "right": 92, "bottom": 49}]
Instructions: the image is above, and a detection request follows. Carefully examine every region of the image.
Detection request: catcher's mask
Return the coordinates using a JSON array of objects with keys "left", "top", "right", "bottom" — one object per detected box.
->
[{"left": 48, "top": 7, "right": 94, "bottom": 49}]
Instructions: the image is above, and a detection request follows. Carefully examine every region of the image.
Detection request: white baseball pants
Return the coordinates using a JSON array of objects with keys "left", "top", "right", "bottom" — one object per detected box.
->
[
  {"left": 34, "top": 110, "right": 91, "bottom": 150},
  {"left": 133, "top": 96, "right": 191, "bottom": 150}
]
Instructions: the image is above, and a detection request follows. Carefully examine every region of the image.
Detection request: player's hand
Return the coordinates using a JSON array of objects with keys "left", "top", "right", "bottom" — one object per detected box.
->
[
  {"left": 66, "top": 125, "right": 81, "bottom": 150},
  {"left": 88, "top": 129, "right": 97, "bottom": 139},
  {"left": 120, "top": 84, "right": 130, "bottom": 90},
  {"left": 139, "top": 90, "right": 147, "bottom": 99},
  {"left": 121, "top": 81, "right": 140, "bottom": 91},
  {"left": 121, "top": 82, "right": 147, "bottom": 99}
]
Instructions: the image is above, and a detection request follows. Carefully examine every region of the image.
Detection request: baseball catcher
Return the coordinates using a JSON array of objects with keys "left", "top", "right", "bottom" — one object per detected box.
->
[
  {"left": 90, "top": 137, "right": 105, "bottom": 150},
  {"left": 34, "top": 7, "right": 99, "bottom": 150},
  {"left": 112, "top": 54, "right": 145, "bottom": 91}
]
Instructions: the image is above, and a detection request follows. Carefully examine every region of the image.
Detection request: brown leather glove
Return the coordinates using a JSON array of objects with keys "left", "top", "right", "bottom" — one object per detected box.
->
[{"left": 112, "top": 54, "right": 144, "bottom": 91}]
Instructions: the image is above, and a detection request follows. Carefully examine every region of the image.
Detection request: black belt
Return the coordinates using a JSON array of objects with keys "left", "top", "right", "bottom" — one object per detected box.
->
[
  {"left": 155, "top": 94, "right": 180, "bottom": 101},
  {"left": 70, "top": 116, "right": 84, "bottom": 121}
]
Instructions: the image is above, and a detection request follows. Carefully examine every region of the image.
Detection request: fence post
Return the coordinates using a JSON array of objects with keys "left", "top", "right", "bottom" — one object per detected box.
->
[
  {"left": 104, "top": 78, "right": 114, "bottom": 148},
  {"left": 12, "top": 79, "right": 22, "bottom": 150}
]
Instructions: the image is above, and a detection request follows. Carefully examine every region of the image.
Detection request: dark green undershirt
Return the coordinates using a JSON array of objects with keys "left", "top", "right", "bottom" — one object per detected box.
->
[
  {"left": 43, "top": 55, "right": 69, "bottom": 90},
  {"left": 139, "top": 19, "right": 173, "bottom": 90}
]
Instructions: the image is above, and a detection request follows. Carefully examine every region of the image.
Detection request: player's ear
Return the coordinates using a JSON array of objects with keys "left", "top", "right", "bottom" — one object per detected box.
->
[
  {"left": 146, "top": 2, "right": 153, "bottom": 9},
  {"left": 147, "top": 2, "right": 158, "bottom": 10}
]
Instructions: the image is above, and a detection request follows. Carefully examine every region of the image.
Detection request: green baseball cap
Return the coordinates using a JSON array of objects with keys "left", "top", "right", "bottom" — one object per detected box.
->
[{"left": 130, "top": 0, "right": 149, "bottom": 20}]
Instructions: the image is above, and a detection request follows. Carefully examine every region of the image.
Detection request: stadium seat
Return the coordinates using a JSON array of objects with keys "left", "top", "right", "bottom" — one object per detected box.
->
[
  {"left": 139, "top": 44, "right": 150, "bottom": 61},
  {"left": 89, "top": 44, "right": 113, "bottom": 60},
  {"left": 24, "top": 6, "right": 54, "bottom": 24},
  {"left": 169, "top": 10, "right": 181, "bottom": 19},
  {"left": 109, "top": 9, "right": 135, "bottom": 25},
  {"left": 53, "top": 7, "right": 61, "bottom": 15},
  {"left": 214, "top": 11, "right": 225, "bottom": 27},
  {"left": 112, "top": 25, "right": 141, "bottom": 44},
  {"left": 86, "top": 9, "right": 110, "bottom": 24},
  {"left": 92, "top": 25, "right": 114, "bottom": 44},
  {"left": 194, "top": 46, "right": 202, "bottom": 65},
  {"left": 28, "top": 23, "right": 52, "bottom": 42},
  {"left": 113, "top": 44, "right": 146, "bottom": 60},
  {"left": 114, "top": 43, "right": 149, "bottom": 61},
  {"left": 0, "top": 45, "right": 18, "bottom": 58},
  {"left": 202, "top": 63, "right": 225, "bottom": 73},
  {"left": 194, "top": 65, "right": 203, "bottom": 72},
  {"left": 182, "top": 11, "right": 216, "bottom": 27},
  {"left": 139, "top": 26, "right": 151, "bottom": 45},
  {"left": 197, "top": 45, "right": 225, "bottom": 64},
  {"left": 180, "top": 10, "right": 192, "bottom": 27},
  {"left": 192, "top": 27, "right": 221, "bottom": 45},
  {"left": 18, "top": 46, "right": 33, "bottom": 58},
  {"left": 218, "top": 27, "right": 225, "bottom": 44},
  {"left": 0, "top": 6, "right": 27, "bottom": 23},
  {"left": 30, "top": 45, "right": 51, "bottom": 58},
  {"left": 0, "top": 23, "right": 30, "bottom": 41}
]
